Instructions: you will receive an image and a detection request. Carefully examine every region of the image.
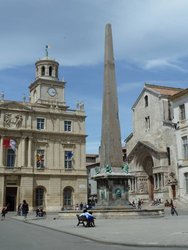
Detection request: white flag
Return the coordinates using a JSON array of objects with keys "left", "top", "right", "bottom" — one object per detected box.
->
[{"left": 10, "top": 139, "right": 16, "bottom": 151}]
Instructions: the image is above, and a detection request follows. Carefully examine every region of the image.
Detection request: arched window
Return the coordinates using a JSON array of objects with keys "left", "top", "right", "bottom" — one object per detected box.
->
[
  {"left": 35, "top": 187, "right": 45, "bottom": 207},
  {"left": 144, "top": 95, "right": 148, "bottom": 107},
  {"left": 49, "top": 66, "right": 52, "bottom": 76},
  {"left": 63, "top": 187, "right": 73, "bottom": 206},
  {"left": 41, "top": 66, "right": 45, "bottom": 76}
]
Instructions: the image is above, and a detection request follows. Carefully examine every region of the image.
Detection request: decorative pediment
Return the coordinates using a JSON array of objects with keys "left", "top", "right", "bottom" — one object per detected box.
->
[
  {"left": 0, "top": 101, "right": 32, "bottom": 111},
  {"left": 127, "top": 140, "right": 166, "bottom": 162}
]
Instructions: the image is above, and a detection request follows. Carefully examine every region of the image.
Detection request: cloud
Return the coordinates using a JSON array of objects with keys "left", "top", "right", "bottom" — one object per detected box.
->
[
  {"left": 143, "top": 58, "right": 187, "bottom": 72},
  {"left": 1, "top": 0, "right": 188, "bottom": 70}
]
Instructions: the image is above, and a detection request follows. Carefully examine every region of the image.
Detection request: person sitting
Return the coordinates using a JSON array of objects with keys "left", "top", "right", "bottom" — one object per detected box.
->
[
  {"left": 79, "top": 209, "right": 95, "bottom": 227},
  {"left": 36, "top": 207, "right": 46, "bottom": 217}
]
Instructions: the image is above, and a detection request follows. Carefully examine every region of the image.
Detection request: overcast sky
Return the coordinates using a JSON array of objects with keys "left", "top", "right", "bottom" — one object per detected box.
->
[{"left": 0, "top": 0, "right": 188, "bottom": 153}]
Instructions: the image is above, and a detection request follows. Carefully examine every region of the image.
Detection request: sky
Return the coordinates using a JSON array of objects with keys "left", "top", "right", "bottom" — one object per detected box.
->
[{"left": 1, "top": 0, "right": 188, "bottom": 154}]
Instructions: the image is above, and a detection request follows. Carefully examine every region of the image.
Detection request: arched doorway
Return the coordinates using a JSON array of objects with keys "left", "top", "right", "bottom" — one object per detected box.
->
[
  {"left": 63, "top": 187, "right": 74, "bottom": 210},
  {"left": 143, "top": 156, "right": 154, "bottom": 201}
]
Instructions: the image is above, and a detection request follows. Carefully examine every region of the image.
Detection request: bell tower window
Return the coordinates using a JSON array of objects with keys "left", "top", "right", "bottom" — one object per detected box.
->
[
  {"left": 49, "top": 66, "right": 52, "bottom": 76},
  {"left": 41, "top": 66, "right": 45, "bottom": 76}
]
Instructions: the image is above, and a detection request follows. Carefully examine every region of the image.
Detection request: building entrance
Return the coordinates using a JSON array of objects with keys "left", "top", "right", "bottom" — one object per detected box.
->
[{"left": 6, "top": 187, "right": 17, "bottom": 211}]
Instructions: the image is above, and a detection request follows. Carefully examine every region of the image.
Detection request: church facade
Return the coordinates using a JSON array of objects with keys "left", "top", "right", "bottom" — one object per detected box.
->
[
  {"left": 0, "top": 53, "right": 87, "bottom": 211},
  {"left": 126, "top": 84, "right": 184, "bottom": 202}
]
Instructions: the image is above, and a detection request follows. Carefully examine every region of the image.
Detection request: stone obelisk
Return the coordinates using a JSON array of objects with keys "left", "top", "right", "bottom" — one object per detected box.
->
[
  {"left": 100, "top": 23, "right": 123, "bottom": 170},
  {"left": 94, "top": 24, "right": 131, "bottom": 208}
]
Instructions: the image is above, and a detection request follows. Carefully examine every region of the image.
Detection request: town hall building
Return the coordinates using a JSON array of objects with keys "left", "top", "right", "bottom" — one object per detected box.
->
[{"left": 0, "top": 52, "right": 87, "bottom": 211}]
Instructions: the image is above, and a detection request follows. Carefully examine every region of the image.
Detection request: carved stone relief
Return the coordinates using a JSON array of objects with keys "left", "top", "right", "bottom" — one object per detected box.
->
[
  {"left": 4, "top": 113, "right": 23, "bottom": 128},
  {"left": 167, "top": 172, "right": 178, "bottom": 185},
  {"left": 137, "top": 177, "right": 148, "bottom": 193}
]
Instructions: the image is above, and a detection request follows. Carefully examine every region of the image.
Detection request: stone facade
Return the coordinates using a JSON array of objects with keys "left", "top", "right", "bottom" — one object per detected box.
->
[
  {"left": 126, "top": 84, "right": 183, "bottom": 203},
  {"left": 171, "top": 89, "right": 188, "bottom": 202},
  {"left": 0, "top": 54, "right": 87, "bottom": 212}
]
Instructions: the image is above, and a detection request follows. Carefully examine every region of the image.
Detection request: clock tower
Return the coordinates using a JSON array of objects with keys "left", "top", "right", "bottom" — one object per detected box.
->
[{"left": 29, "top": 48, "right": 66, "bottom": 106}]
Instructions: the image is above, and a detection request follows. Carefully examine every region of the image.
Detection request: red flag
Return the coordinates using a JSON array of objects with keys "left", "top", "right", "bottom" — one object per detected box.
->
[{"left": 3, "top": 138, "right": 10, "bottom": 148}]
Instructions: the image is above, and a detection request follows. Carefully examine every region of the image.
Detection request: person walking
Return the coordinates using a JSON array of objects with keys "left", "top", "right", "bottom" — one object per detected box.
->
[
  {"left": 137, "top": 198, "right": 142, "bottom": 209},
  {"left": 17, "top": 203, "right": 22, "bottom": 216},
  {"left": 170, "top": 199, "right": 178, "bottom": 216},
  {"left": 22, "top": 200, "right": 29, "bottom": 219},
  {"left": 1, "top": 205, "right": 8, "bottom": 220}
]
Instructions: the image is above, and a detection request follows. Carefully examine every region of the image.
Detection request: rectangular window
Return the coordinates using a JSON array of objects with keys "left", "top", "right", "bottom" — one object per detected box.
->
[
  {"left": 64, "top": 121, "right": 72, "bottom": 132},
  {"left": 37, "top": 118, "right": 45, "bottom": 130},
  {"left": 7, "top": 149, "right": 15, "bottom": 168},
  {"left": 167, "top": 147, "right": 171, "bottom": 165},
  {"left": 36, "top": 149, "right": 45, "bottom": 169},
  {"left": 64, "top": 151, "right": 73, "bottom": 169},
  {"left": 179, "top": 104, "right": 186, "bottom": 120},
  {"left": 145, "top": 116, "right": 150, "bottom": 130},
  {"left": 182, "top": 136, "right": 188, "bottom": 159}
]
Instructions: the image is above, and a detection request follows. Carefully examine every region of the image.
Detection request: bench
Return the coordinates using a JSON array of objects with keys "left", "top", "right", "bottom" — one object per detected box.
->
[{"left": 76, "top": 214, "right": 95, "bottom": 227}]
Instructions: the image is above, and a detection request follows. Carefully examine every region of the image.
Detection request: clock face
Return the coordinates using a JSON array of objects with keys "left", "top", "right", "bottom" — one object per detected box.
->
[{"left": 48, "top": 87, "right": 57, "bottom": 97}]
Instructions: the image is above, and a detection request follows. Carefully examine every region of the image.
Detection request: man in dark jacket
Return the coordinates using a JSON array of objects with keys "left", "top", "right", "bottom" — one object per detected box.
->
[{"left": 22, "top": 200, "right": 29, "bottom": 219}]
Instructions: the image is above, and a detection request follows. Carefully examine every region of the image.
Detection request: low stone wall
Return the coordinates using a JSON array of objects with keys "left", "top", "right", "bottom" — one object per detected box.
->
[{"left": 58, "top": 208, "right": 164, "bottom": 219}]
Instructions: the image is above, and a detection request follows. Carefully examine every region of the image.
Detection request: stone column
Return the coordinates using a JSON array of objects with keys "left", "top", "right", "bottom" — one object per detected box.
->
[
  {"left": 135, "top": 177, "right": 137, "bottom": 191},
  {"left": 153, "top": 174, "right": 156, "bottom": 190},
  {"left": 0, "top": 136, "right": 4, "bottom": 166},
  {"left": 159, "top": 173, "right": 161, "bottom": 189},
  {"left": 161, "top": 173, "right": 164, "bottom": 188},
  {"left": 28, "top": 137, "right": 32, "bottom": 167},
  {"left": 133, "top": 178, "right": 135, "bottom": 191},
  {"left": 156, "top": 174, "right": 159, "bottom": 189},
  {"left": 21, "top": 138, "right": 26, "bottom": 167},
  {"left": 0, "top": 176, "right": 5, "bottom": 205}
]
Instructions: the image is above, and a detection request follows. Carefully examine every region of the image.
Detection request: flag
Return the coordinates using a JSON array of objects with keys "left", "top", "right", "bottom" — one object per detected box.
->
[
  {"left": 36, "top": 151, "right": 45, "bottom": 168},
  {"left": 66, "top": 151, "right": 73, "bottom": 159},
  {"left": 3, "top": 138, "right": 16, "bottom": 151},
  {"left": 10, "top": 139, "right": 16, "bottom": 151},
  {"left": 3, "top": 138, "right": 10, "bottom": 148}
]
